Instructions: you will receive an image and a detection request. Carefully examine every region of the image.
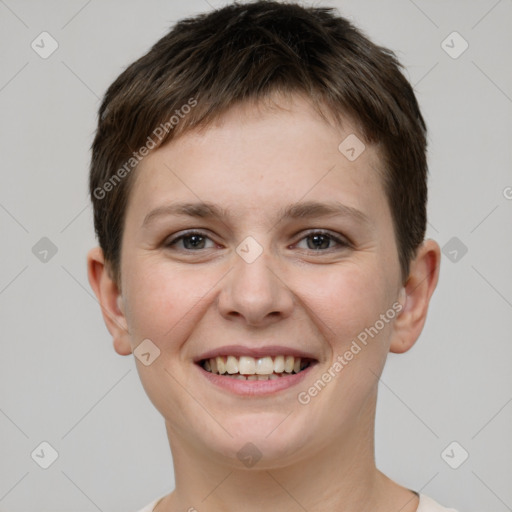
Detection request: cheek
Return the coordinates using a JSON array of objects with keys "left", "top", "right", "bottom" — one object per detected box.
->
[
  {"left": 123, "top": 257, "right": 221, "bottom": 348},
  {"left": 295, "top": 262, "right": 392, "bottom": 347}
]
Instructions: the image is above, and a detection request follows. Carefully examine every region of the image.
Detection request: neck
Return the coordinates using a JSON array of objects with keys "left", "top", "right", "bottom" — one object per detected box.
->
[{"left": 158, "top": 394, "right": 418, "bottom": 512}]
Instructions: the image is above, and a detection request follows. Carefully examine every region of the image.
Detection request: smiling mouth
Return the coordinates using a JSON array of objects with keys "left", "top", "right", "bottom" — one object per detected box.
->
[{"left": 199, "top": 355, "right": 315, "bottom": 381}]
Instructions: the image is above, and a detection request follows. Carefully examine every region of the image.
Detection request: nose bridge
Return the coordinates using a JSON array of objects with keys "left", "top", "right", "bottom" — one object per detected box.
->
[{"left": 218, "top": 235, "right": 293, "bottom": 324}]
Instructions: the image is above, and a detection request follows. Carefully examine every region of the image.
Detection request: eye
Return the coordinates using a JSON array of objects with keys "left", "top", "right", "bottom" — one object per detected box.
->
[
  {"left": 164, "top": 230, "right": 216, "bottom": 251},
  {"left": 294, "top": 230, "right": 349, "bottom": 251},
  {"left": 163, "top": 229, "right": 350, "bottom": 253}
]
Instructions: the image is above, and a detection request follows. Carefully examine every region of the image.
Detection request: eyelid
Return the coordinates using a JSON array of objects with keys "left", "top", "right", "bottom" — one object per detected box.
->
[
  {"left": 292, "top": 229, "right": 351, "bottom": 250},
  {"left": 164, "top": 229, "right": 218, "bottom": 249}
]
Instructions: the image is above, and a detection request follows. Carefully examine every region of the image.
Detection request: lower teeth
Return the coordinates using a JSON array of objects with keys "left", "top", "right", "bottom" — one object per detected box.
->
[
  {"left": 202, "top": 363, "right": 310, "bottom": 379},
  {"left": 225, "top": 373, "right": 282, "bottom": 380}
]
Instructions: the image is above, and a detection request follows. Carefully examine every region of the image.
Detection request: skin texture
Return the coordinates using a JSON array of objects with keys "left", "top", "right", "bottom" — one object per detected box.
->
[{"left": 88, "top": 93, "right": 440, "bottom": 512}]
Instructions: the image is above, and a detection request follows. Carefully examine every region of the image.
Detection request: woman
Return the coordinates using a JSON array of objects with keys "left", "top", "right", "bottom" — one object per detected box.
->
[{"left": 87, "top": 2, "right": 453, "bottom": 510}]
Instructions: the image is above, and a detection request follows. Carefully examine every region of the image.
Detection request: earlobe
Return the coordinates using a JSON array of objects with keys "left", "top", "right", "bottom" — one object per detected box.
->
[
  {"left": 389, "top": 239, "right": 441, "bottom": 354},
  {"left": 87, "top": 247, "right": 133, "bottom": 356}
]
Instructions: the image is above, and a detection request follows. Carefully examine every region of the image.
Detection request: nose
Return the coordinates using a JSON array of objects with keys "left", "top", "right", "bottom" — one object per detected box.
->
[{"left": 217, "top": 244, "right": 294, "bottom": 327}]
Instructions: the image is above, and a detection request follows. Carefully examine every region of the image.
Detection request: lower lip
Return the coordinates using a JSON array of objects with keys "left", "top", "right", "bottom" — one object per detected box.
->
[{"left": 196, "top": 363, "right": 315, "bottom": 396}]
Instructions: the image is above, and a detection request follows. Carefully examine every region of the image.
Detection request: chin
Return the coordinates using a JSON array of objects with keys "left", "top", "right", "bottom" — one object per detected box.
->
[{"left": 200, "top": 411, "right": 317, "bottom": 468}]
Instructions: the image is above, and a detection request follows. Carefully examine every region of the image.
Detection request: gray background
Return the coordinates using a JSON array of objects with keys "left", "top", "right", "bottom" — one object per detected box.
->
[{"left": 1, "top": 0, "right": 511, "bottom": 510}]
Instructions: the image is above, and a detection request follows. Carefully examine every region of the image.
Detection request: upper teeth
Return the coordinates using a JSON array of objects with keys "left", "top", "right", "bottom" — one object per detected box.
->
[{"left": 202, "top": 355, "right": 307, "bottom": 375}]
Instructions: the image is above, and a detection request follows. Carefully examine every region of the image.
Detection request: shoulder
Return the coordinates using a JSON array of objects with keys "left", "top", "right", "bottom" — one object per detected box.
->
[
  {"left": 135, "top": 496, "right": 165, "bottom": 512},
  {"left": 417, "top": 493, "right": 459, "bottom": 512},
  {"left": 136, "top": 493, "right": 457, "bottom": 512}
]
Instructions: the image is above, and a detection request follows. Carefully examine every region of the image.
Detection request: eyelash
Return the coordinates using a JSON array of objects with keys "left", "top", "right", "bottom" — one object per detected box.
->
[{"left": 164, "top": 229, "right": 350, "bottom": 253}]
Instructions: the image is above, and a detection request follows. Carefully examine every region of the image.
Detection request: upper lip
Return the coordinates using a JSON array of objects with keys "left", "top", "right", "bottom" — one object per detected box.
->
[{"left": 193, "top": 345, "right": 319, "bottom": 363}]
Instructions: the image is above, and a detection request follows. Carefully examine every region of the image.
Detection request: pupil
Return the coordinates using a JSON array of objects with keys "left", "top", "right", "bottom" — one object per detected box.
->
[
  {"left": 185, "top": 235, "right": 204, "bottom": 249},
  {"left": 309, "top": 234, "right": 329, "bottom": 250}
]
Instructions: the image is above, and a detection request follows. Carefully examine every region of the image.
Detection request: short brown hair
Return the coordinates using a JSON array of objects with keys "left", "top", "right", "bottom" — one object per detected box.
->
[{"left": 90, "top": 0, "right": 427, "bottom": 287}]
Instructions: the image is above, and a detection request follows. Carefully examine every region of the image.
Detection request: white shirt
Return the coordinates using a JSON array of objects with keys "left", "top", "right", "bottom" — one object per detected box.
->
[{"left": 135, "top": 493, "right": 458, "bottom": 511}]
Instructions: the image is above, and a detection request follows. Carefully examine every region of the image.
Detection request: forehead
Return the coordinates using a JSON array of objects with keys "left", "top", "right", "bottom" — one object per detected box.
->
[{"left": 125, "top": 93, "right": 389, "bottom": 227}]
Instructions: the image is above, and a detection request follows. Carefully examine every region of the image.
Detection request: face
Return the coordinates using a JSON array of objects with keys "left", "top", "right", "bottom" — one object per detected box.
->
[{"left": 116, "top": 94, "right": 404, "bottom": 466}]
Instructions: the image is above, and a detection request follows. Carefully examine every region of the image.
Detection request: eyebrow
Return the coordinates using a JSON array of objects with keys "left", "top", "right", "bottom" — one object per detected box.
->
[{"left": 142, "top": 200, "right": 371, "bottom": 228}]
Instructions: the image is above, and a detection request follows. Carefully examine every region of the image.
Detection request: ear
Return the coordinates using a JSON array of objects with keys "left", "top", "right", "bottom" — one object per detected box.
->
[
  {"left": 390, "top": 239, "right": 441, "bottom": 354},
  {"left": 87, "top": 246, "right": 132, "bottom": 356}
]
